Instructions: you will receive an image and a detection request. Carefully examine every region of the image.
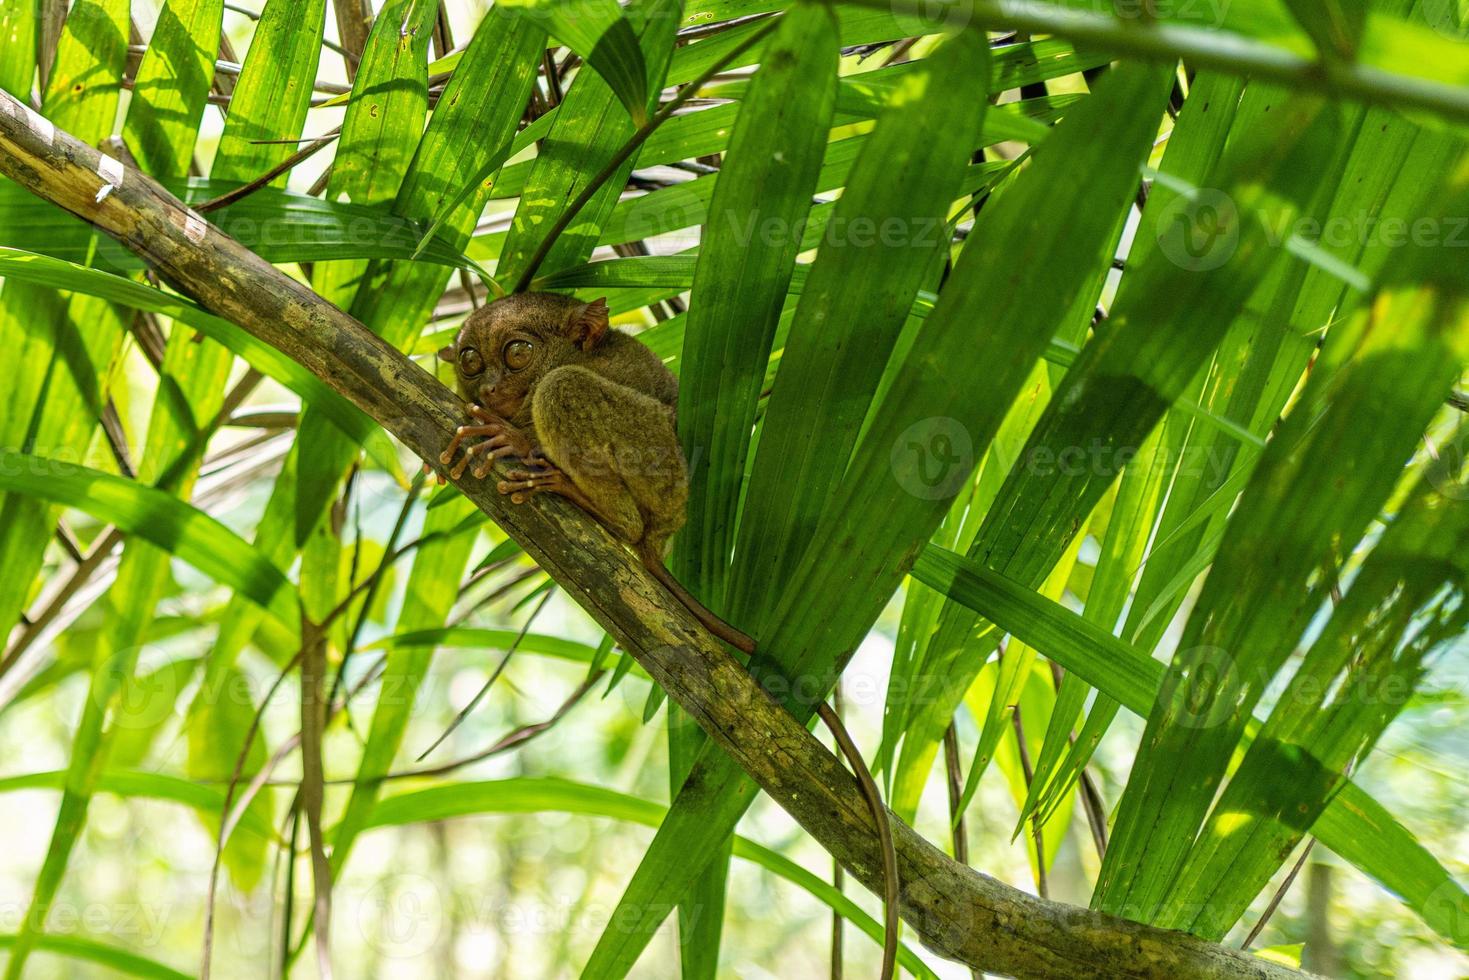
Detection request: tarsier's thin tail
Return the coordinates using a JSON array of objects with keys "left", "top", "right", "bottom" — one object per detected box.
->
[
  {"left": 639, "top": 547, "right": 896, "bottom": 978},
  {"left": 639, "top": 551, "right": 756, "bottom": 655}
]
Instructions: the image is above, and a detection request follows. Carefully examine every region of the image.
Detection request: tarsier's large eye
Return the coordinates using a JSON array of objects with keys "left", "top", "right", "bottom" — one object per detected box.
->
[
  {"left": 503, "top": 339, "right": 534, "bottom": 372},
  {"left": 459, "top": 346, "right": 484, "bottom": 376}
]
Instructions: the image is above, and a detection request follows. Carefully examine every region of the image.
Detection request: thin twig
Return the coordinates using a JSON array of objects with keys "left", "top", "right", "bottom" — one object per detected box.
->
[
  {"left": 99, "top": 399, "right": 135, "bottom": 477},
  {"left": 513, "top": 17, "right": 783, "bottom": 292},
  {"left": 201, "top": 650, "right": 304, "bottom": 979},
  {"left": 831, "top": 686, "right": 846, "bottom": 980},
  {"left": 390, "top": 672, "right": 602, "bottom": 781},
  {"left": 225, "top": 410, "right": 299, "bottom": 429},
  {"left": 1047, "top": 662, "right": 1108, "bottom": 860},
  {"left": 1011, "top": 706, "right": 1048, "bottom": 900},
  {"left": 1078, "top": 767, "right": 1109, "bottom": 859},
  {"left": 542, "top": 48, "right": 564, "bottom": 107},
  {"left": 676, "top": 12, "right": 777, "bottom": 41},
  {"left": 299, "top": 616, "right": 334, "bottom": 980},
  {"left": 432, "top": 4, "right": 454, "bottom": 60},
  {"left": 0, "top": 528, "right": 124, "bottom": 681},
  {"left": 326, "top": 471, "right": 424, "bottom": 710},
  {"left": 52, "top": 522, "right": 82, "bottom": 564},
  {"left": 1242, "top": 839, "right": 1316, "bottom": 950},
  {"left": 263, "top": 790, "right": 291, "bottom": 980},
  {"left": 815, "top": 694, "right": 897, "bottom": 980},
  {"left": 333, "top": 0, "right": 373, "bottom": 81},
  {"left": 223, "top": 2, "right": 349, "bottom": 57},
  {"left": 275, "top": 798, "right": 302, "bottom": 980},
  {"left": 943, "top": 721, "right": 971, "bottom": 865},
  {"left": 196, "top": 129, "right": 341, "bottom": 213},
  {"left": 127, "top": 308, "right": 169, "bottom": 369},
  {"left": 209, "top": 661, "right": 600, "bottom": 790},
  {"left": 416, "top": 588, "right": 556, "bottom": 761},
  {"left": 450, "top": 565, "right": 544, "bottom": 625},
  {"left": 1242, "top": 589, "right": 1349, "bottom": 950},
  {"left": 946, "top": 720, "right": 983, "bottom": 980}
]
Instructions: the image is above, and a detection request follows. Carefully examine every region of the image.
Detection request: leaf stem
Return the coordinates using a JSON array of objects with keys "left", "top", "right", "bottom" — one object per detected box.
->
[{"left": 873, "top": 0, "right": 1469, "bottom": 123}]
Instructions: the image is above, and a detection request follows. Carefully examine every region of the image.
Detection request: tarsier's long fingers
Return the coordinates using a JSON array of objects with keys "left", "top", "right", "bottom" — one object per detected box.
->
[
  {"left": 467, "top": 435, "right": 522, "bottom": 479},
  {"left": 498, "top": 467, "right": 563, "bottom": 504},
  {"left": 447, "top": 432, "right": 501, "bottom": 480},
  {"left": 440, "top": 423, "right": 500, "bottom": 466}
]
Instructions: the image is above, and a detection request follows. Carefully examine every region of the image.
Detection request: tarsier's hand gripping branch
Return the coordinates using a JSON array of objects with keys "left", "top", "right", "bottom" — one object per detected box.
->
[{"left": 438, "top": 292, "right": 754, "bottom": 655}]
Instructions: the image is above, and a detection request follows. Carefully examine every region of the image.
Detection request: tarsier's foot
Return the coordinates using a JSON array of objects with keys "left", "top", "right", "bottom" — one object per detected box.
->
[
  {"left": 497, "top": 467, "right": 571, "bottom": 505},
  {"left": 439, "top": 404, "right": 536, "bottom": 480}
]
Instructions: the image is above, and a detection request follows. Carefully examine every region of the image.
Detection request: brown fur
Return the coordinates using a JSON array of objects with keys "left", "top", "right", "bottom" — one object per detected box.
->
[
  {"left": 438, "top": 293, "right": 751, "bottom": 653},
  {"left": 440, "top": 292, "right": 685, "bottom": 559}
]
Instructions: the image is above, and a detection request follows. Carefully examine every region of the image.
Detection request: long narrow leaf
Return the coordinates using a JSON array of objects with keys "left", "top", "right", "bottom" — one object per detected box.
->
[
  {"left": 662, "top": 7, "right": 839, "bottom": 958},
  {"left": 909, "top": 541, "right": 1469, "bottom": 950},
  {"left": 585, "top": 58, "right": 1167, "bottom": 978},
  {"left": 1096, "top": 143, "right": 1469, "bottom": 922}
]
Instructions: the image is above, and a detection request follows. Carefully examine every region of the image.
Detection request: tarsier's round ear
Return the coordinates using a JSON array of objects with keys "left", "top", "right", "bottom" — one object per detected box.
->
[
  {"left": 569, "top": 297, "right": 610, "bottom": 351},
  {"left": 437, "top": 344, "right": 456, "bottom": 363}
]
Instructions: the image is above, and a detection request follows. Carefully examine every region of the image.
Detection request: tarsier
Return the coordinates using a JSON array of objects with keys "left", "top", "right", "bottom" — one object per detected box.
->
[
  {"left": 438, "top": 292, "right": 754, "bottom": 655},
  {"left": 439, "top": 295, "right": 897, "bottom": 967}
]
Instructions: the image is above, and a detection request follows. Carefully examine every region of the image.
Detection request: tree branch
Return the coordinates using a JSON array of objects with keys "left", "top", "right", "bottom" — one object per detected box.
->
[{"left": 0, "top": 89, "right": 1311, "bottom": 980}]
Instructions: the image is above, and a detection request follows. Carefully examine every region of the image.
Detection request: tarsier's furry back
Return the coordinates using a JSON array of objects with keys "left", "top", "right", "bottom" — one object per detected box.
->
[
  {"left": 436, "top": 291, "right": 751, "bottom": 654},
  {"left": 438, "top": 292, "right": 684, "bottom": 546}
]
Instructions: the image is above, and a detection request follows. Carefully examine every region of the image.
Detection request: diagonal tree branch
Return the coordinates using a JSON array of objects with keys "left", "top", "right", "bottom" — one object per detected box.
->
[{"left": 0, "top": 89, "right": 1312, "bottom": 980}]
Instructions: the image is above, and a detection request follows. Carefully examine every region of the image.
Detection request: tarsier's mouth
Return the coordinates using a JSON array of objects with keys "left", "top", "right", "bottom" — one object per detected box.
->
[{"left": 480, "top": 390, "right": 524, "bottom": 418}]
